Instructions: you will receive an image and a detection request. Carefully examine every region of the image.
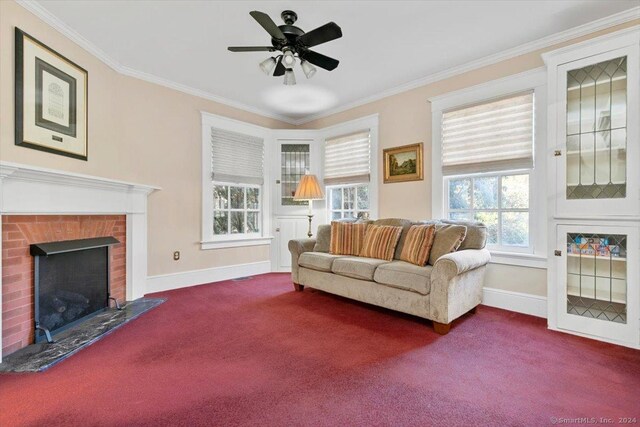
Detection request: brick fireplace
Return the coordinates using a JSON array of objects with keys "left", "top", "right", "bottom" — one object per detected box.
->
[
  {"left": 2, "top": 215, "right": 126, "bottom": 355},
  {"left": 0, "top": 162, "right": 158, "bottom": 362}
]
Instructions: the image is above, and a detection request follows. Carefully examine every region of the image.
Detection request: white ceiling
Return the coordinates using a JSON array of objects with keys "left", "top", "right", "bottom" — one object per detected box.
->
[{"left": 28, "top": 0, "right": 639, "bottom": 123}]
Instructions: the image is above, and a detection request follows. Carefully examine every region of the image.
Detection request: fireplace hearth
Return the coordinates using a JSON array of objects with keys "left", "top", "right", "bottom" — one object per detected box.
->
[{"left": 31, "top": 237, "right": 121, "bottom": 343}]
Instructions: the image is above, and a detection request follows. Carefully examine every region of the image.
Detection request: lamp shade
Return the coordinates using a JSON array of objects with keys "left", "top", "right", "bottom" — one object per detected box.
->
[{"left": 293, "top": 174, "right": 325, "bottom": 200}]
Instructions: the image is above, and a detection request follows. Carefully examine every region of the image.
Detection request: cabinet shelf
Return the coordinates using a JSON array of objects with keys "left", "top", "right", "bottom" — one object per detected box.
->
[
  {"left": 567, "top": 285, "right": 626, "bottom": 304},
  {"left": 567, "top": 253, "right": 626, "bottom": 261}
]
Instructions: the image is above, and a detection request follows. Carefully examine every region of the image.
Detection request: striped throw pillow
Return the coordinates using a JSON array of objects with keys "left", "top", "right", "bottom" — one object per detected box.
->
[
  {"left": 400, "top": 225, "right": 436, "bottom": 266},
  {"left": 359, "top": 225, "right": 403, "bottom": 261},
  {"left": 329, "top": 222, "right": 369, "bottom": 256}
]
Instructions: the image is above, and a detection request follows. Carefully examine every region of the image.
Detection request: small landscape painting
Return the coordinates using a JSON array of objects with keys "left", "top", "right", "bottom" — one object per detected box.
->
[{"left": 383, "top": 143, "right": 423, "bottom": 183}]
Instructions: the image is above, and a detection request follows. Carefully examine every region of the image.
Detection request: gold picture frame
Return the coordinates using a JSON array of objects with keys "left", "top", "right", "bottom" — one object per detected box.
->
[{"left": 383, "top": 143, "right": 423, "bottom": 183}]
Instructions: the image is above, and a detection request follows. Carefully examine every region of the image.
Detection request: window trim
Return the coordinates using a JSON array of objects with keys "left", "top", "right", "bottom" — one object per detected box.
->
[
  {"left": 319, "top": 114, "right": 379, "bottom": 222},
  {"left": 429, "top": 69, "right": 547, "bottom": 266},
  {"left": 201, "top": 112, "right": 273, "bottom": 250}
]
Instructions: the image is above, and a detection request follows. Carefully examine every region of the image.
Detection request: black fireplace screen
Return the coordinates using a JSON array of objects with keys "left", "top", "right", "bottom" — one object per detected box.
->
[{"left": 32, "top": 237, "right": 118, "bottom": 342}]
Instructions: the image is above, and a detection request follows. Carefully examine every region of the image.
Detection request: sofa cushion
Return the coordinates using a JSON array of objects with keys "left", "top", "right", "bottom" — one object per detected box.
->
[
  {"left": 428, "top": 224, "right": 468, "bottom": 265},
  {"left": 441, "top": 220, "right": 487, "bottom": 250},
  {"left": 298, "top": 252, "right": 345, "bottom": 272},
  {"left": 330, "top": 222, "right": 369, "bottom": 256},
  {"left": 400, "top": 224, "right": 436, "bottom": 266},
  {"left": 314, "top": 224, "right": 331, "bottom": 252},
  {"left": 373, "top": 218, "right": 413, "bottom": 259},
  {"left": 332, "top": 257, "right": 390, "bottom": 281},
  {"left": 360, "top": 225, "right": 403, "bottom": 261},
  {"left": 373, "top": 261, "right": 433, "bottom": 295}
]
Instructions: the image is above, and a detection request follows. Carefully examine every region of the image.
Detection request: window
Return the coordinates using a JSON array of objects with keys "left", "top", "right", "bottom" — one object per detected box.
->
[
  {"left": 202, "top": 114, "right": 271, "bottom": 249},
  {"left": 328, "top": 184, "right": 370, "bottom": 220},
  {"left": 213, "top": 184, "right": 261, "bottom": 235},
  {"left": 446, "top": 172, "right": 529, "bottom": 248},
  {"left": 441, "top": 92, "right": 534, "bottom": 250},
  {"left": 324, "top": 130, "right": 371, "bottom": 220},
  {"left": 281, "top": 143, "right": 310, "bottom": 206},
  {"left": 430, "top": 73, "right": 546, "bottom": 260}
]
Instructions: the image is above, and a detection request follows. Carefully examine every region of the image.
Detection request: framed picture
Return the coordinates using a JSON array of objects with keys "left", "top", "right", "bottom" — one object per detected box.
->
[
  {"left": 383, "top": 142, "right": 423, "bottom": 183},
  {"left": 15, "top": 28, "right": 88, "bottom": 160}
]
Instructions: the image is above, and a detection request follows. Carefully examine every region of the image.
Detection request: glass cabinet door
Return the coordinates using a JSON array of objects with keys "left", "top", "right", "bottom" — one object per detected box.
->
[
  {"left": 566, "top": 56, "right": 627, "bottom": 200},
  {"left": 565, "top": 232, "right": 627, "bottom": 323},
  {"left": 556, "top": 45, "right": 639, "bottom": 217},
  {"left": 556, "top": 225, "right": 638, "bottom": 346}
]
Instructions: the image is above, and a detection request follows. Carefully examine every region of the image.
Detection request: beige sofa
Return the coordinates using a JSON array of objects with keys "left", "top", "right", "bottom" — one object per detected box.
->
[{"left": 288, "top": 219, "right": 491, "bottom": 334}]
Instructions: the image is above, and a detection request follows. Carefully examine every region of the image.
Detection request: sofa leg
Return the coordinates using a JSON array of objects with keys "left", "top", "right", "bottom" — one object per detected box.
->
[
  {"left": 293, "top": 283, "right": 304, "bottom": 292},
  {"left": 469, "top": 306, "right": 478, "bottom": 314},
  {"left": 433, "top": 321, "right": 451, "bottom": 335}
]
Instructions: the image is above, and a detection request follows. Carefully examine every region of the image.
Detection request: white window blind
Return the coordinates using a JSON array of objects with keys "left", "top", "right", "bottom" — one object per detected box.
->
[
  {"left": 211, "top": 127, "right": 264, "bottom": 185},
  {"left": 441, "top": 92, "right": 534, "bottom": 176},
  {"left": 324, "top": 130, "right": 371, "bottom": 185}
]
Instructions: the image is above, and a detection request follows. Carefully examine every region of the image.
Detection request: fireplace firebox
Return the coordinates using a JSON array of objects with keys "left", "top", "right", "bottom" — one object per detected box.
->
[{"left": 30, "top": 237, "right": 121, "bottom": 343}]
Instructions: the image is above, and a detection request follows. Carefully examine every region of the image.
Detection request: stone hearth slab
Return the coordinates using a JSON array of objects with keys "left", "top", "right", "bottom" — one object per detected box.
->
[{"left": 0, "top": 298, "right": 165, "bottom": 373}]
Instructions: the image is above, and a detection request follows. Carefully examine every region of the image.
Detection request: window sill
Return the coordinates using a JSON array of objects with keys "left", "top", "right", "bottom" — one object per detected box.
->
[
  {"left": 201, "top": 236, "right": 273, "bottom": 250},
  {"left": 489, "top": 250, "right": 547, "bottom": 269}
]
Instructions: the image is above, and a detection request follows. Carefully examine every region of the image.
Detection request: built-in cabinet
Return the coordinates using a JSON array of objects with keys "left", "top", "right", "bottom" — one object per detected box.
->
[{"left": 544, "top": 28, "right": 640, "bottom": 348}]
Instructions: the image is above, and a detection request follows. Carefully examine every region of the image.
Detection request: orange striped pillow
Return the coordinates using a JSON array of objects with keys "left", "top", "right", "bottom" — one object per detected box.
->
[
  {"left": 329, "top": 222, "right": 368, "bottom": 256},
  {"left": 400, "top": 225, "right": 436, "bottom": 266},
  {"left": 359, "top": 225, "right": 403, "bottom": 261}
]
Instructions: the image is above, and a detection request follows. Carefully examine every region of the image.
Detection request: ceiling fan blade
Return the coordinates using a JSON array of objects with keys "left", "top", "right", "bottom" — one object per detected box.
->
[
  {"left": 273, "top": 56, "right": 285, "bottom": 76},
  {"left": 228, "top": 46, "right": 275, "bottom": 52},
  {"left": 299, "top": 50, "right": 339, "bottom": 71},
  {"left": 297, "top": 22, "right": 342, "bottom": 48},
  {"left": 250, "top": 11, "right": 286, "bottom": 41}
]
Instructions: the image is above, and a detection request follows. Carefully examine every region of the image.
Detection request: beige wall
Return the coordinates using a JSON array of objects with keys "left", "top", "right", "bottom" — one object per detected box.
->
[
  {"left": 300, "top": 20, "right": 639, "bottom": 297},
  {"left": 0, "top": 1, "right": 292, "bottom": 277},
  {"left": 1, "top": 1, "right": 637, "bottom": 294}
]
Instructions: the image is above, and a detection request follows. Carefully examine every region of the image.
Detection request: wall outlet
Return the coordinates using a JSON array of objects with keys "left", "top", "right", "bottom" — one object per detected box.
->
[{"left": 173, "top": 251, "right": 180, "bottom": 261}]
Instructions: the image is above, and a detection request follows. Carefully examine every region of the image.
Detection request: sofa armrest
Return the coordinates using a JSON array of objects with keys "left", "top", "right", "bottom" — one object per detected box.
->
[
  {"left": 433, "top": 248, "right": 491, "bottom": 278},
  {"left": 288, "top": 238, "right": 317, "bottom": 283},
  {"left": 429, "top": 249, "right": 491, "bottom": 324}
]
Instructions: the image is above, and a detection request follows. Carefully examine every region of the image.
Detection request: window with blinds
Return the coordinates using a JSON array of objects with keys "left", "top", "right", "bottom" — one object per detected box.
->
[
  {"left": 324, "top": 130, "right": 371, "bottom": 185},
  {"left": 211, "top": 127, "right": 264, "bottom": 185},
  {"left": 441, "top": 92, "right": 534, "bottom": 176}
]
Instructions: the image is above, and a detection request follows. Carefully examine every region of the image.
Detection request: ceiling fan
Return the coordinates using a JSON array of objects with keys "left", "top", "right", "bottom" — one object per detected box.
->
[{"left": 228, "top": 10, "right": 342, "bottom": 85}]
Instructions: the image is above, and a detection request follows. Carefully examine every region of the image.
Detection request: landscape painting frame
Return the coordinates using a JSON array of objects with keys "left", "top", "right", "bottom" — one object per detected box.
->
[{"left": 383, "top": 142, "right": 423, "bottom": 183}]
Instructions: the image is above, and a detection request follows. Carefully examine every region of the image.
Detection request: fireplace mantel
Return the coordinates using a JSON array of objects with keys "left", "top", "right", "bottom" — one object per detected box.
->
[{"left": 0, "top": 161, "right": 160, "bottom": 362}]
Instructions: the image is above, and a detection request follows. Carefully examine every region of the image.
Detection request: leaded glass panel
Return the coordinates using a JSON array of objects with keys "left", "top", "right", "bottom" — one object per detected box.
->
[
  {"left": 281, "top": 144, "right": 310, "bottom": 206},
  {"left": 566, "top": 233, "right": 627, "bottom": 324},
  {"left": 566, "top": 56, "right": 627, "bottom": 199}
]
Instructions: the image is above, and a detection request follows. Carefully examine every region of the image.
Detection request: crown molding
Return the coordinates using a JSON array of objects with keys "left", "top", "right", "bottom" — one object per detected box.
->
[
  {"left": 117, "top": 66, "right": 297, "bottom": 124},
  {"left": 16, "top": 1, "right": 639, "bottom": 126}
]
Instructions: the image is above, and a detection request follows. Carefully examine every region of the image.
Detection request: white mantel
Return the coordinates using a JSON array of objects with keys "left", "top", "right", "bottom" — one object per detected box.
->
[{"left": 0, "top": 161, "right": 160, "bottom": 362}]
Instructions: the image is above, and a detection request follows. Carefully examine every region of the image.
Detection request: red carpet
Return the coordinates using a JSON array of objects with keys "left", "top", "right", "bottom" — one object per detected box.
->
[{"left": 1, "top": 273, "right": 639, "bottom": 426}]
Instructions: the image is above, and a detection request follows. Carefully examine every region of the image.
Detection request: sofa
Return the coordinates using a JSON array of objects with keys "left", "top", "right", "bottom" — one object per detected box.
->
[{"left": 288, "top": 218, "right": 491, "bottom": 334}]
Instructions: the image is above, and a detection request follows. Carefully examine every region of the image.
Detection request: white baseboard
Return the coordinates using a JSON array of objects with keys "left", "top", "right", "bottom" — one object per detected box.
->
[
  {"left": 482, "top": 286, "right": 547, "bottom": 318},
  {"left": 146, "top": 261, "right": 271, "bottom": 294}
]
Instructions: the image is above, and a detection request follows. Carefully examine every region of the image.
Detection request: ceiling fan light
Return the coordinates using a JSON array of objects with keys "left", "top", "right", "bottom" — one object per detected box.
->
[
  {"left": 282, "top": 49, "right": 296, "bottom": 67},
  {"left": 283, "top": 69, "right": 296, "bottom": 86},
  {"left": 301, "top": 60, "right": 316, "bottom": 79},
  {"left": 259, "top": 57, "right": 277, "bottom": 75}
]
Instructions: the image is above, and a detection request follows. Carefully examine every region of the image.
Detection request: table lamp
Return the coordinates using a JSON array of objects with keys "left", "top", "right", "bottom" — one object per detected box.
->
[{"left": 293, "top": 174, "right": 325, "bottom": 238}]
